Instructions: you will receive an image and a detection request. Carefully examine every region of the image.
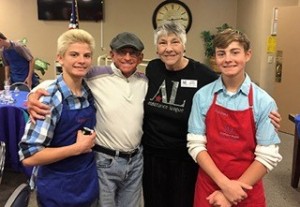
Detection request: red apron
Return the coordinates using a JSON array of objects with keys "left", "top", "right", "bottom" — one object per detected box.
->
[{"left": 194, "top": 85, "right": 266, "bottom": 207}]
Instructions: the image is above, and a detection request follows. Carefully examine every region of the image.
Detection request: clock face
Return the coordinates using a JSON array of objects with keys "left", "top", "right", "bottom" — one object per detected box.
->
[{"left": 152, "top": 1, "right": 192, "bottom": 33}]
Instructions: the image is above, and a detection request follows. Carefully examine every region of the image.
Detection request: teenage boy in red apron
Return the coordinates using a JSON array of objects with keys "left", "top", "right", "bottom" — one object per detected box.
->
[{"left": 187, "top": 29, "right": 282, "bottom": 207}]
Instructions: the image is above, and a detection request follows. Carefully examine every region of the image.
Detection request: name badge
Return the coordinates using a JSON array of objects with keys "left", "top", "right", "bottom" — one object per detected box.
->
[{"left": 181, "top": 79, "right": 198, "bottom": 88}]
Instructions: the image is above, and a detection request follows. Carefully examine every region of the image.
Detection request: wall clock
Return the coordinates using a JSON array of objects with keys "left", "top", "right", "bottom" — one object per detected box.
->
[{"left": 152, "top": 0, "right": 192, "bottom": 33}]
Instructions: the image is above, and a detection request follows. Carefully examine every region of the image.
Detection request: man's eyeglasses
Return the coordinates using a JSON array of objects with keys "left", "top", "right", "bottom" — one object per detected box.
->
[{"left": 115, "top": 48, "right": 141, "bottom": 58}]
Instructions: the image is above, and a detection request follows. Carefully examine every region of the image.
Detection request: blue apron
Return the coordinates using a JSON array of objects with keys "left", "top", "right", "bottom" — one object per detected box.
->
[
  {"left": 3, "top": 46, "right": 39, "bottom": 87},
  {"left": 36, "top": 89, "right": 98, "bottom": 207}
]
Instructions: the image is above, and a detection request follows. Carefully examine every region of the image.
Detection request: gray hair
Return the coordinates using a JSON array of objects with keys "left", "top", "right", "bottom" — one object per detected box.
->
[
  {"left": 154, "top": 21, "right": 187, "bottom": 46},
  {"left": 57, "top": 29, "right": 95, "bottom": 56}
]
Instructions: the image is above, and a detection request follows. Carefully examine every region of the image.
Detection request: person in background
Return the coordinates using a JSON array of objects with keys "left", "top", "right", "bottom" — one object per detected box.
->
[
  {"left": 187, "top": 28, "right": 282, "bottom": 207},
  {"left": 24, "top": 32, "right": 147, "bottom": 207},
  {"left": 18, "top": 29, "right": 99, "bottom": 207},
  {"left": 0, "top": 32, "right": 39, "bottom": 88},
  {"left": 142, "top": 21, "right": 281, "bottom": 207}
]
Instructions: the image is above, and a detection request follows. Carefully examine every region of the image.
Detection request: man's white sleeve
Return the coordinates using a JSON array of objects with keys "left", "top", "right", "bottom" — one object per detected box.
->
[
  {"left": 31, "top": 80, "right": 55, "bottom": 92},
  {"left": 27, "top": 79, "right": 55, "bottom": 99}
]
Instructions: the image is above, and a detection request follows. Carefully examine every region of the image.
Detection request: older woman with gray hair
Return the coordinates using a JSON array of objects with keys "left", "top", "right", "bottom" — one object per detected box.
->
[{"left": 142, "top": 21, "right": 218, "bottom": 207}]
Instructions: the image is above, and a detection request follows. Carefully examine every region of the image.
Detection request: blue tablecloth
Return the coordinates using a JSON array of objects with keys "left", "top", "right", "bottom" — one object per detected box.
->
[
  {"left": 0, "top": 90, "right": 28, "bottom": 110},
  {"left": 0, "top": 91, "right": 32, "bottom": 177}
]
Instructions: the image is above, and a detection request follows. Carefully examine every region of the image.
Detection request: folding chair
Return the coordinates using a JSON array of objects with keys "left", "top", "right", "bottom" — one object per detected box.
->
[
  {"left": 4, "top": 183, "right": 31, "bottom": 207},
  {"left": 10, "top": 82, "right": 30, "bottom": 92},
  {"left": 0, "top": 141, "right": 5, "bottom": 184}
]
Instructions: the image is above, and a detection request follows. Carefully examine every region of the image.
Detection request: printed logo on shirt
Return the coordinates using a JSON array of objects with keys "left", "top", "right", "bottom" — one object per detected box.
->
[
  {"left": 181, "top": 79, "right": 197, "bottom": 88},
  {"left": 148, "top": 80, "right": 186, "bottom": 113}
]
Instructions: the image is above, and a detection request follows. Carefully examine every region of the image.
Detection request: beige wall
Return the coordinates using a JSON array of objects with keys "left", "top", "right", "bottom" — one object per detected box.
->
[
  {"left": 0, "top": 0, "right": 237, "bottom": 80},
  {"left": 237, "top": 0, "right": 299, "bottom": 96},
  {"left": 0, "top": 0, "right": 299, "bottom": 96}
]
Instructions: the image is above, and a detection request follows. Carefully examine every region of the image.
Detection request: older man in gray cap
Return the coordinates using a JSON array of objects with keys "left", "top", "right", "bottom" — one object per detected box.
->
[
  {"left": 87, "top": 32, "right": 147, "bottom": 207},
  {"left": 26, "top": 32, "right": 147, "bottom": 207}
]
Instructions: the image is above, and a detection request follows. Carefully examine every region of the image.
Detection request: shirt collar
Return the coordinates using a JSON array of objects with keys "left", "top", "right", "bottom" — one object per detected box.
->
[
  {"left": 239, "top": 74, "right": 252, "bottom": 95},
  {"left": 110, "top": 62, "right": 138, "bottom": 79},
  {"left": 213, "top": 73, "right": 251, "bottom": 96},
  {"left": 56, "top": 74, "right": 89, "bottom": 99}
]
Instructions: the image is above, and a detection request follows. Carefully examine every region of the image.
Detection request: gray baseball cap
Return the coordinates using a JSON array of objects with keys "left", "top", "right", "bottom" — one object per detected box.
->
[
  {"left": 0, "top": 32, "right": 7, "bottom": 40},
  {"left": 110, "top": 32, "right": 144, "bottom": 51}
]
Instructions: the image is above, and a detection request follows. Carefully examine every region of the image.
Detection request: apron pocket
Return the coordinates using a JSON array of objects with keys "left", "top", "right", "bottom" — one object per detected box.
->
[{"left": 37, "top": 162, "right": 99, "bottom": 207}]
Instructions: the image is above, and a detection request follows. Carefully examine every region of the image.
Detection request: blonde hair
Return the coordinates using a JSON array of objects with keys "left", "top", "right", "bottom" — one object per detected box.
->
[{"left": 57, "top": 29, "right": 95, "bottom": 56}]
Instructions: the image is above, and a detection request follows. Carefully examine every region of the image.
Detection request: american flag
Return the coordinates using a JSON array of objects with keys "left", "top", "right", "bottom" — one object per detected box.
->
[{"left": 69, "top": 0, "right": 79, "bottom": 29}]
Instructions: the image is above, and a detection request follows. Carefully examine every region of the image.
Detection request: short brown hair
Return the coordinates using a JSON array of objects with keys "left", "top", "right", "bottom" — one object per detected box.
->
[
  {"left": 213, "top": 28, "right": 250, "bottom": 52},
  {"left": 0, "top": 32, "right": 7, "bottom": 40}
]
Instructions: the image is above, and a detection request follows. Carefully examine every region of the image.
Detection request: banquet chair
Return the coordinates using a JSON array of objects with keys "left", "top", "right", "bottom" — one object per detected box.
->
[
  {"left": 0, "top": 141, "right": 6, "bottom": 184},
  {"left": 4, "top": 183, "right": 31, "bottom": 207},
  {"left": 10, "top": 82, "right": 30, "bottom": 92}
]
